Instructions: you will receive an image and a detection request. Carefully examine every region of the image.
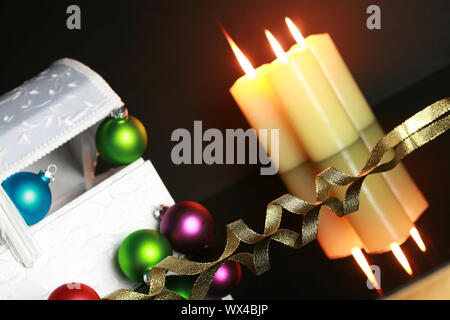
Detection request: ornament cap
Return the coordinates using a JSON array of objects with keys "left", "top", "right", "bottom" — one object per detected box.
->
[
  {"left": 152, "top": 204, "right": 169, "bottom": 220},
  {"left": 143, "top": 269, "right": 151, "bottom": 285},
  {"left": 40, "top": 164, "right": 57, "bottom": 183},
  {"left": 110, "top": 106, "right": 128, "bottom": 119}
]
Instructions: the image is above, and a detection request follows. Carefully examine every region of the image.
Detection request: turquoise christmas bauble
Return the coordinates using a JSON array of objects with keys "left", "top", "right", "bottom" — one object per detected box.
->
[{"left": 2, "top": 171, "right": 53, "bottom": 226}]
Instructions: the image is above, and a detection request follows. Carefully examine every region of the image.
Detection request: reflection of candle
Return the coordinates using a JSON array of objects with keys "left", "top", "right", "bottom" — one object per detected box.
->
[
  {"left": 300, "top": 30, "right": 428, "bottom": 223},
  {"left": 274, "top": 137, "right": 386, "bottom": 288},
  {"left": 318, "top": 139, "right": 413, "bottom": 254},
  {"left": 282, "top": 162, "right": 382, "bottom": 291},
  {"left": 264, "top": 30, "right": 413, "bottom": 255},
  {"left": 282, "top": 162, "right": 363, "bottom": 259},
  {"left": 225, "top": 30, "right": 307, "bottom": 173},
  {"left": 224, "top": 30, "right": 364, "bottom": 260}
]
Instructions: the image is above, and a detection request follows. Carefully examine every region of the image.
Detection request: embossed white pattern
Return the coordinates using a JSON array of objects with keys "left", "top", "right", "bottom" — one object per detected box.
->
[{"left": 0, "top": 160, "right": 175, "bottom": 299}]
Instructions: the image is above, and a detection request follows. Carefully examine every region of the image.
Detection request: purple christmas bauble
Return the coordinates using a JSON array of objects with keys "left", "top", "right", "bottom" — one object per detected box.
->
[
  {"left": 159, "top": 201, "right": 214, "bottom": 254},
  {"left": 192, "top": 244, "right": 242, "bottom": 299},
  {"left": 207, "top": 260, "right": 242, "bottom": 299}
]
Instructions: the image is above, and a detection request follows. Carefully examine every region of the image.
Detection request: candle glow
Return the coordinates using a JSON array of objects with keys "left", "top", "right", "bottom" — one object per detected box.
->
[
  {"left": 410, "top": 227, "right": 427, "bottom": 252},
  {"left": 222, "top": 27, "right": 256, "bottom": 79},
  {"left": 265, "top": 30, "right": 288, "bottom": 63},
  {"left": 391, "top": 243, "right": 413, "bottom": 275},
  {"left": 285, "top": 17, "right": 307, "bottom": 49},
  {"left": 351, "top": 247, "right": 382, "bottom": 293},
  {"left": 227, "top": 19, "right": 426, "bottom": 288}
]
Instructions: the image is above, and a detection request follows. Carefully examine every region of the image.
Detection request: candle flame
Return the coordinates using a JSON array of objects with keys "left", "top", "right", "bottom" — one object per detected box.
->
[
  {"left": 220, "top": 26, "right": 256, "bottom": 79},
  {"left": 390, "top": 243, "right": 413, "bottom": 276},
  {"left": 285, "top": 17, "right": 307, "bottom": 49},
  {"left": 265, "top": 29, "right": 288, "bottom": 64},
  {"left": 351, "top": 247, "right": 382, "bottom": 294},
  {"left": 410, "top": 227, "right": 427, "bottom": 252}
]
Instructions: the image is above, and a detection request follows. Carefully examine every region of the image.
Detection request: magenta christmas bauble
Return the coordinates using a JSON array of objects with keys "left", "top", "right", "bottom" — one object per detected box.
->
[
  {"left": 207, "top": 260, "right": 242, "bottom": 299},
  {"left": 159, "top": 201, "right": 214, "bottom": 254},
  {"left": 191, "top": 244, "right": 242, "bottom": 299}
]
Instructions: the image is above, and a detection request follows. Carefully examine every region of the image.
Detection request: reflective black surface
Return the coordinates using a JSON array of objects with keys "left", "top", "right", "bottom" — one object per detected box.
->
[{"left": 204, "top": 65, "right": 450, "bottom": 299}]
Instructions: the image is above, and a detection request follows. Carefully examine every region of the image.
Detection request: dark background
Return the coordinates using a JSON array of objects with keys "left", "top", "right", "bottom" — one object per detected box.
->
[{"left": 0, "top": 0, "right": 449, "bottom": 299}]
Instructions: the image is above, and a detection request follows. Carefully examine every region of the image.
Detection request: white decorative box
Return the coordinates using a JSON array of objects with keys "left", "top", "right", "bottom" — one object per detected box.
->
[{"left": 0, "top": 59, "right": 174, "bottom": 299}]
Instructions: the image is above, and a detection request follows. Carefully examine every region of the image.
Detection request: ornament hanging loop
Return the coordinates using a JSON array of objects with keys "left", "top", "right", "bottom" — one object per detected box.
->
[
  {"left": 143, "top": 270, "right": 151, "bottom": 286},
  {"left": 111, "top": 106, "right": 128, "bottom": 119},
  {"left": 41, "top": 164, "right": 57, "bottom": 182},
  {"left": 47, "top": 164, "right": 58, "bottom": 175}
]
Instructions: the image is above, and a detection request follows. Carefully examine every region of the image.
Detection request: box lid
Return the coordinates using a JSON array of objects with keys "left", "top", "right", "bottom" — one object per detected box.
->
[{"left": 0, "top": 58, "right": 123, "bottom": 182}]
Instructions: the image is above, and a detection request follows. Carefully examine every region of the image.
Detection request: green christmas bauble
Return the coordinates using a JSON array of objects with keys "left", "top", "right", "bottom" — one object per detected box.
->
[
  {"left": 95, "top": 114, "right": 147, "bottom": 165},
  {"left": 165, "top": 275, "right": 194, "bottom": 300},
  {"left": 118, "top": 229, "right": 172, "bottom": 282}
]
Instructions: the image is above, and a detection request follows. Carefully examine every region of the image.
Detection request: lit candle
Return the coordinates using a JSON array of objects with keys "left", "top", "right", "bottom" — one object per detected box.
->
[
  {"left": 299, "top": 29, "right": 428, "bottom": 223},
  {"left": 224, "top": 30, "right": 363, "bottom": 260},
  {"left": 225, "top": 30, "right": 307, "bottom": 174},
  {"left": 264, "top": 30, "right": 359, "bottom": 162},
  {"left": 264, "top": 30, "right": 414, "bottom": 254}
]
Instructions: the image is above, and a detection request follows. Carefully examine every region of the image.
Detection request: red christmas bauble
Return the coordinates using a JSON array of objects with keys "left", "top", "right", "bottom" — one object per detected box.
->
[{"left": 48, "top": 283, "right": 101, "bottom": 300}]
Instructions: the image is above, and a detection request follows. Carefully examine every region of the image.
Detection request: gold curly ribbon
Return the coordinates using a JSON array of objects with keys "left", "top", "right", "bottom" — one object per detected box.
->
[{"left": 104, "top": 98, "right": 450, "bottom": 301}]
